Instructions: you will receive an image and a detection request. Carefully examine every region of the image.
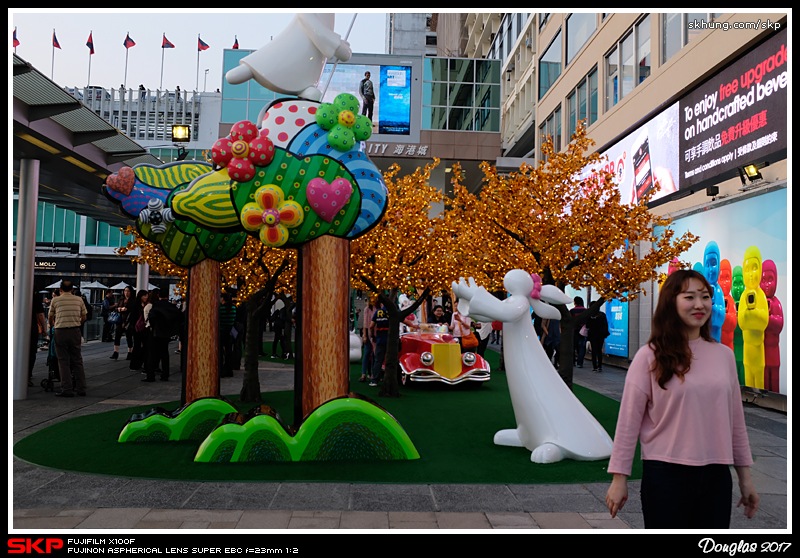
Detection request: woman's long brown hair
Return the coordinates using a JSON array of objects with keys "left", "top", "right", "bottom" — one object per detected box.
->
[{"left": 648, "top": 269, "right": 715, "bottom": 389}]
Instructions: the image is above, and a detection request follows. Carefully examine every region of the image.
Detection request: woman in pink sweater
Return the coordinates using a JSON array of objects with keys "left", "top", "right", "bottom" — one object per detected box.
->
[{"left": 605, "top": 270, "right": 759, "bottom": 528}]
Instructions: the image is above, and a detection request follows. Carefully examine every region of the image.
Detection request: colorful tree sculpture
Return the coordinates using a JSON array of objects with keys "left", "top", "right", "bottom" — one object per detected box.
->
[{"left": 106, "top": 102, "right": 387, "bottom": 419}]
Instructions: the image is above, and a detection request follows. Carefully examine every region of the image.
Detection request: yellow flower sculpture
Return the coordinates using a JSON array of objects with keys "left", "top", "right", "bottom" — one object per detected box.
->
[{"left": 240, "top": 185, "right": 304, "bottom": 247}]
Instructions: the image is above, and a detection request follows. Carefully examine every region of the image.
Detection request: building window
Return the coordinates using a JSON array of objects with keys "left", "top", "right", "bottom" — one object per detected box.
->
[
  {"left": 638, "top": 15, "right": 651, "bottom": 84},
  {"left": 605, "top": 15, "right": 651, "bottom": 111},
  {"left": 566, "top": 13, "right": 597, "bottom": 65},
  {"left": 568, "top": 67, "right": 598, "bottom": 137},
  {"left": 423, "top": 57, "right": 501, "bottom": 132},
  {"left": 539, "top": 13, "right": 550, "bottom": 32},
  {"left": 538, "top": 29, "right": 562, "bottom": 100},
  {"left": 662, "top": 13, "right": 723, "bottom": 65},
  {"left": 539, "top": 105, "right": 561, "bottom": 161},
  {"left": 606, "top": 45, "right": 618, "bottom": 109}
]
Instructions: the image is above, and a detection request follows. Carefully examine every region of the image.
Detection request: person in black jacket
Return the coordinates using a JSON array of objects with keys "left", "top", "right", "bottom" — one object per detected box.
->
[
  {"left": 587, "top": 301, "right": 610, "bottom": 373},
  {"left": 144, "top": 289, "right": 181, "bottom": 382},
  {"left": 270, "top": 304, "right": 287, "bottom": 359}
]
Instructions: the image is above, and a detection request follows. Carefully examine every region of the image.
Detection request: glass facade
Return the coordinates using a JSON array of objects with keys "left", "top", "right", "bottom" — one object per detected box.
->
[
  {"left": 13, "top": 200, "right": 132, "bottom": 248},
  {"left": 422, "top": 58, "right": 501, "bottom": 132},
  {"left": 149, "top": 148, "right": 208, "bottom": 164},
  {"left": 221, "top": 49, "right": 283, "bottom": 123}
]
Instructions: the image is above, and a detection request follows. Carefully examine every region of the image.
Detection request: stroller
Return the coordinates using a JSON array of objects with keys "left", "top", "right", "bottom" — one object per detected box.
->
[{"left": 41, "top": 326, "right": 60, "bottom": 392}]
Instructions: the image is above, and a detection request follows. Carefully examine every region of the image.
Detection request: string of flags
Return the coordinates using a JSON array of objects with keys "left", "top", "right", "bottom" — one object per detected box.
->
[{"left": 13, "top": 30, "right": 245, "bottom": 53}]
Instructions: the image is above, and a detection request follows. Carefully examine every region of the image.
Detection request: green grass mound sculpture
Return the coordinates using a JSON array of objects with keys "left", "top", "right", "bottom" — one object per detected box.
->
[
  {"left": 118, "top": 393, "right": 419, "bottom": 463},
  {"left": 195, "top": 393, "right": 419, "bottom": 463},
  {"left": 118, "top": 397, "right": 240, "bottom": 443}
]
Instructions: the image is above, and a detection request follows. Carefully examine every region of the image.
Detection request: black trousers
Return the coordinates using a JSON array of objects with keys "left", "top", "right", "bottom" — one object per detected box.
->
[
  {"left": 641, "top": 460, "right": 733, "bottom": 529},
  {"left": 146, "top": 332, "right": 170, "bottom": 380}
]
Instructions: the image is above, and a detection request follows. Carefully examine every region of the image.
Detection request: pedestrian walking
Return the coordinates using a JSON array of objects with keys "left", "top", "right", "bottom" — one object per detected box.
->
[
  {"left": 605, "top": 270, "right": 759, "bottom": 528},
  {"left": 48, "top": 281, "right": 88, "bottom": 397}
]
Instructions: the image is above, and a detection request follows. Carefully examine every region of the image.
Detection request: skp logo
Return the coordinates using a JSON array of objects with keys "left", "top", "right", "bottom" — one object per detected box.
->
[{"left": 8, "top": 539, "right": 64, "bottom": 554}]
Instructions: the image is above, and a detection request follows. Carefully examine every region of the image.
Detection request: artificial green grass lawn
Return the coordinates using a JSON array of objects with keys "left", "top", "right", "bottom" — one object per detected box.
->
[{"left": 13, "top": 348, "right": 642, "bottom": 484}]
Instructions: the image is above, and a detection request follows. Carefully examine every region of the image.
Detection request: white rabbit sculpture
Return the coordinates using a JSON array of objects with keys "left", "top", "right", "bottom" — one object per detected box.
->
[
  {"left": 225, "top": 13, "right": 352, "bottom": 102},
  {"left": 453, "top": 270, "right": 614, "bottom": 463}
]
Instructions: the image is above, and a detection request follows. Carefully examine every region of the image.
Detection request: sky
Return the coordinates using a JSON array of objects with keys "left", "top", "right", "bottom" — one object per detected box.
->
[{"left": 10, "top": 10, "right": 390, "bottom": 93}]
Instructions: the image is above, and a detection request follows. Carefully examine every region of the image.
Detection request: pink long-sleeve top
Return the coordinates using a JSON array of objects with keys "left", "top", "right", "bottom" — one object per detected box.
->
[{"left": 607, "top": 337, "right": 753, "bottom": 477}]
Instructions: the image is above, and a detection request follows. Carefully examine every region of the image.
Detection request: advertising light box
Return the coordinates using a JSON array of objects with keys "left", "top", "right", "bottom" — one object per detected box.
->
[
  {"left": 581, "top": 28, "right": 786, "bottom": 204},
  {"left": 580, "top": 103, "right": 680, "bottom": 206},
  {"left": 321, "top": 54, "right": 422, "bottom": 145},
  {"left": 679, "top": 28, "right": 787, "bottom": 188}
]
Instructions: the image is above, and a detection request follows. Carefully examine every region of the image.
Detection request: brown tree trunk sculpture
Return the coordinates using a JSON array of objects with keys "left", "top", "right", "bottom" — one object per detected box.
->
[
  {"left": 299, "top": 235, "right": 350, "bottom": 419},
  {"left": 185, "top": 257, "right": 220, "bottom": 404}
]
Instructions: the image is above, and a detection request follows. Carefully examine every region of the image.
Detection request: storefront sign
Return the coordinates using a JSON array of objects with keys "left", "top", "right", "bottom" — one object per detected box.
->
[
  {"left": 366, "top": 143, "right": 430, "bottom": 157},
  {"left": 33, "top": 258, "right": 81, "bottom": 272},
  {"left": 581, "top": 28, "right": 786, "bottom": 204},
  {"left": 679, "top": 28, "right": 787, "bottom": 188}
]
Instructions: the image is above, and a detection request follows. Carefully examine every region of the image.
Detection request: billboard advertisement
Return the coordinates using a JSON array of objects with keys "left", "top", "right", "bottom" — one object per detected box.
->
[
  {"left": 679, "top": 28, "right": 787, "bottom": 188},
  {"left": 654, "top": 188, "right": 787, "bottom": 395},
  {"left": 604, "top": 299, "right": 629, "bottom": 358},
  {"left": 581, "top": 28, "right": 786, "bottom": 205},
  {"left": 580, "top": 102, "right": 680, "bottom": 206},
  {"left": 321, "top": 62, "right": 412, "bottom": 137}
]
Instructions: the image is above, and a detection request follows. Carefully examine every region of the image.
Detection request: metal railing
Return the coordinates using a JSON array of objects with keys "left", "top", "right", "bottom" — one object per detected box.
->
[{"left": 64, "top": 86, "right": 201, "bottom": 142}]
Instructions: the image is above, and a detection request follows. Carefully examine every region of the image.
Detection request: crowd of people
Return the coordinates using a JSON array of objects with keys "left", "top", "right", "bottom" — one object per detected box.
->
[
  {"left": 354, "top": 293, "right": 614, "bottom": 388},
  {"left": 31, "top": 274, "right": 760, "bottom": 527}
]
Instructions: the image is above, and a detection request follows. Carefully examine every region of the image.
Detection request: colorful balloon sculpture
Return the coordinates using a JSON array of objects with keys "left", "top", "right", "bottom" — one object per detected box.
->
[
  {"left": 452, "top": 271, "right": 614, "bottom": 463},
  {"left": 731, "top": 265, "right": 746, "bottom": 385},
  {"left": 703, "top": 241, "right": 725, "bottom": 343},
  {"left": 105, "top": 12, "right": 404, "bottom": 463},
  {"left": 761, "top": 259, "right": 783, "bottom": 393},
  {"left": 719, "top": 259, "right": 737, "bottom": 353},
  {"left": 738, "top": 246, "right": 769, "bottom": 390}
]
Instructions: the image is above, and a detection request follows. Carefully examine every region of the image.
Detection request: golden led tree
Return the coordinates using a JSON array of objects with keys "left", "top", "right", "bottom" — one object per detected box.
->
[
  {"left": 447, "top": 125, "right": 699, "bottom": 388},
  {"left": 118, "top": 228, "right": 296, "bottom": 403},
  {"left": 117, "top": 225, "right": 189, "bottom": 294},
  {"left": 219, "top": 237, "right": 296, "bottom": 403},
  {"left": 351, "top": 159, "right": 461, "bottom": 398}
]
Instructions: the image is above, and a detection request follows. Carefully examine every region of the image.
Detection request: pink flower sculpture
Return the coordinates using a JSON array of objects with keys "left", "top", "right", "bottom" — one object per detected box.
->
[
  {"left": 211, "top": 121, "right": 275, "bottom": 182},
  {"left": 241, "top": 185, "right": 304, "bottom": 248},
  {"left": 530, "top": 273, "right": 542, "bottom": 300}
]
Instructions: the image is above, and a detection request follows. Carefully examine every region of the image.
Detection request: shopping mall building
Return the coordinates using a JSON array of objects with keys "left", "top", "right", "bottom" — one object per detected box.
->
[
  {"left": 467, "top": 12, "right": 787, "bottom": 405},
  {"left": 13, "top": 13, "right": 787, "bottom": 406}
]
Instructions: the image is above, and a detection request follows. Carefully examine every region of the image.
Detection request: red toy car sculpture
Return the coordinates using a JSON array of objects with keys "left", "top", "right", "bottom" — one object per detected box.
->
[{"left": 398, "top": 324, "right": 491, "bottom": 385}]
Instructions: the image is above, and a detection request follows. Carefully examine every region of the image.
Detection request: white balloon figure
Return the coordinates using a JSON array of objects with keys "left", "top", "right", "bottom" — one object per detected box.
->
[
  {"left": 452, "top": 270, "right": 614, "bottom": 463},
  {"left": 225, "top": 13, "right": 352, "bottom": 102}
]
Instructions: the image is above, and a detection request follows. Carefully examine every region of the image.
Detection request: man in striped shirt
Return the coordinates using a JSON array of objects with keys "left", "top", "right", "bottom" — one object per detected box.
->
[{"left": 48, "top": 280, "right": 88, "bottom": 397}]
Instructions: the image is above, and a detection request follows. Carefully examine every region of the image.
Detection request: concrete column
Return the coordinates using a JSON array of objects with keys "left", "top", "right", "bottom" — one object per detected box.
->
[
  {"left": 13, "top": 159, "right": 40, "bottom": 400},
  {"left": 136, "top": 262, "right": 150, "bottom": 293}
]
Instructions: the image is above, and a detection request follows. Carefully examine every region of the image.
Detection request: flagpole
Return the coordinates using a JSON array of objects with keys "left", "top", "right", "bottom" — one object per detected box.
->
[
  {"left": 87, "top": 31, "right": 92, "bottom": 87},
  {"left": 124, "top": 42, "right": 129, "bottom": 90},
  {"left": 196, "top": 34, "right": 200, "bottom": 91},
  {"left": 51, "top": 29, "right": 55, "bottom": 80},
  {"left": 161, "top": 34, "right": 165, "bottom": 89}
]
